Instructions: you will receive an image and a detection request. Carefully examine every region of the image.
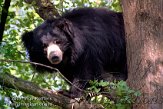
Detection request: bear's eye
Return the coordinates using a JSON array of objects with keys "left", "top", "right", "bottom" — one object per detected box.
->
[{"left": 53, "top": 40, "right": 62, "bottom": 44}]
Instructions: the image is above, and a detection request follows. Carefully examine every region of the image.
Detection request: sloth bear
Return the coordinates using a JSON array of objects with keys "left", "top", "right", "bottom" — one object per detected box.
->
[{"left": 22, "top": 8, "right": 127, "bottom": 97}]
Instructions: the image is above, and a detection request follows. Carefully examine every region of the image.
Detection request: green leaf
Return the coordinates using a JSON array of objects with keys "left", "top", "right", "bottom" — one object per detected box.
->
[{"left": 0, "top": 0, "right": 3, "bottom": 5}]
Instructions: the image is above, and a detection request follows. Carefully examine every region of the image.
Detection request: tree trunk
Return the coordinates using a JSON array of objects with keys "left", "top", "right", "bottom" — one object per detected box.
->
[{"left": 121, "top": 0, "right": 163, "bottom": 109}]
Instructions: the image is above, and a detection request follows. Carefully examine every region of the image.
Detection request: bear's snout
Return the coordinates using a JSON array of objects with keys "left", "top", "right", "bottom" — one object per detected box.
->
[
  {"left": 47, "top": 43, "right": 63, "bottom": 64},
  {"left": 49, "top": 52, "right": 61, "bottom": 64},
  {"left": 51, "top": 55, "right": 60, "bottom": 62}
]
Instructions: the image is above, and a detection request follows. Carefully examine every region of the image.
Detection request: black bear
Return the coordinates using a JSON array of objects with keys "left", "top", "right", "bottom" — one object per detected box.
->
[{"left": 22, "top": 7, "right": 127, "bottom": 97}]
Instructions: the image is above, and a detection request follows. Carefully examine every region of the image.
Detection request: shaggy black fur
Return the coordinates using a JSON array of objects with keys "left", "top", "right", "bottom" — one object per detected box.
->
[{"left": 22, "top": 8, "right": 127, "bottom": 97}]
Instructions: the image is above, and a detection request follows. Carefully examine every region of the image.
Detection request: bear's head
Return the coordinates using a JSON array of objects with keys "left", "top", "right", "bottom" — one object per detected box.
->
[{"left": 22, "top": 18, "right": 78, "bottom": 70}]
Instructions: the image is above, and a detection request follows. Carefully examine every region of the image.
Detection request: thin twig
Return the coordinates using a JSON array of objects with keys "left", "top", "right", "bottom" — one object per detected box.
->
[
  {"left": 0, "top": 59, "right": 114, "bottom": 100},
  {"left": 0, "top": 59, "right": 84, "bottom": 92}
]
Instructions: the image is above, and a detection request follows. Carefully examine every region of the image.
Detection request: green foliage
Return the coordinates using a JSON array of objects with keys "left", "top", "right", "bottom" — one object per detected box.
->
[
  {"left": 0, "top": 0, "right": 124, "bottom": 108},
  {"left": 110, "top": 0, "right": 122, "bottom": 12},
  {"left": 53, "top": 0, "right": 121, "bottom": 13},
  {"left": 88, "top": 80, "right": 141, "bottom": 109}
]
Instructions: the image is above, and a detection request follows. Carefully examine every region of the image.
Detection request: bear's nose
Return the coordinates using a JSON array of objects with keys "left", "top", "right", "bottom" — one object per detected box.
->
[{"left": 51, "top": 56, "right": 60, "bottom": 63}]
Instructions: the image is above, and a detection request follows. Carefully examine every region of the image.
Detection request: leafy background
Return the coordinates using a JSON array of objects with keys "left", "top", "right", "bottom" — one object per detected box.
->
[{"left": 0, "top": 0, "right": 139, "bottom": 109}]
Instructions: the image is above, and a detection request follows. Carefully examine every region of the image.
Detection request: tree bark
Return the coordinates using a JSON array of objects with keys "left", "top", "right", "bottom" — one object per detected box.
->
[{"left": 121, "top": 0, "right": 163, "bottom": 109}]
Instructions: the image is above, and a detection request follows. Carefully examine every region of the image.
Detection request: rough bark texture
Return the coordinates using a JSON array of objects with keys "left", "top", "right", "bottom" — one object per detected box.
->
[{"left": 121, "top": 0, "right": 163, "bottom": 109}]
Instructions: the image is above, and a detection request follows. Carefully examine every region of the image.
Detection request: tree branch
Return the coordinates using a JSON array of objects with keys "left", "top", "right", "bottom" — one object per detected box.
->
[
  {"left": 0, "top": 72, "right": 103, "bottom": 109},
  {"left": 0, "top": 0, "right": 11, "bottom": 43},
  {"left": 24, "top": 0, "right": 60, "bottom": 20}
]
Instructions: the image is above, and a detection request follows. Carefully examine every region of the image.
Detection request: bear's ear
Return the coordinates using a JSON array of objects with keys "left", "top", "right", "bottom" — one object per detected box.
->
[
  {"left": 22, "top": 31, "right": 33, "bottom": 50},
  {"left": 56, "top": 19, "right": 75, "bottom": 38}
]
